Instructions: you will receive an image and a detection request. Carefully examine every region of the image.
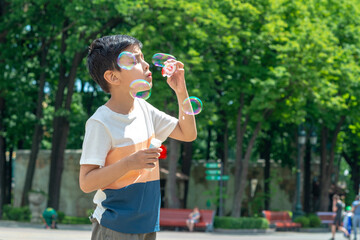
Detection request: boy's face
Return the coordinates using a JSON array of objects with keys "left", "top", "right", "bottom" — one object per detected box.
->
[{"left": 116, "top": 44, "right": 152, "bottom": 89}]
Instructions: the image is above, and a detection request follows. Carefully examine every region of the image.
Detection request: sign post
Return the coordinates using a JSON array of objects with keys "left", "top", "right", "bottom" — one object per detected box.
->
[{"left": 205, "top": 160, "right": 229, "bottom": 216}]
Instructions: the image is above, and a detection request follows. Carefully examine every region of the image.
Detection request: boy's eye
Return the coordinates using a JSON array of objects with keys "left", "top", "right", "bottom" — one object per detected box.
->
[{"left": 135, "top": 56, "right": 142, "bottom": 64}]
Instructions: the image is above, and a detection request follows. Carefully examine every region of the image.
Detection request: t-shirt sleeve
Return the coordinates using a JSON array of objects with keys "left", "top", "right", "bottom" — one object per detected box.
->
[
  {"left": 148, "top": 103, "right": 178, "bottom": 142},
  {"left": 80, "top": 119, "right": 112, "bottom": 166}
]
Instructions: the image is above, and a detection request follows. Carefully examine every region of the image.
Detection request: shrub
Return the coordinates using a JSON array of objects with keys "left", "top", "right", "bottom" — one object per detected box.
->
[
  {"left": 57, "top": 211, "right": 65, "bottom": 223},
  {"left": 59, "top": 215, "right": 90, "bottom": 224},
  {"left": 294, "top": 216, "right": 310, "bottom": 228},
  {"left": 214, "top": 217, "right": 269, "bottom": 229},
  {"left": 2, "top": 205, "right": 31, "bottom": 222},
  {"left": 308, "top": 214, "right": 321, "bottom": 228}
]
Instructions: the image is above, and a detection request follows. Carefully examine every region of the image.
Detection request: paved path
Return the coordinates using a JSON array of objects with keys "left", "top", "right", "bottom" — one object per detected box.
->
[{"left": 0, "top": 221, "right": 351, "bottom": 240}]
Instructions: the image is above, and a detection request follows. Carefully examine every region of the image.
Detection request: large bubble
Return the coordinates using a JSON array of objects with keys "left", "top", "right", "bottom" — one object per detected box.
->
[
  {"left": 182, "top": 97, "right": 203, "bottom": 115},
  {"left": 152, "top": 53, "right": 176, "bottom": 67},
  {"left": 129, "top": 79, "right": 151, "bottom": 100}
]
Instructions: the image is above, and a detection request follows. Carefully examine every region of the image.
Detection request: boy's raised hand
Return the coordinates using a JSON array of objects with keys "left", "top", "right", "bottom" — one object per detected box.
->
[
  {"left": 126, "top": 148, "right": 162, "bottom": 170},
  {"left": 165, "top": 59, "right": 187, "bottom": 94}
]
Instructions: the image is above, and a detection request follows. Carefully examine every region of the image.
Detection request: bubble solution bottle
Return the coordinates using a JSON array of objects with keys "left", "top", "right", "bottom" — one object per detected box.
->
[
  {"left": 162, "top": 62, "right": 176, "bottom": 77},
  {"left": 145, "top": 138, "right": 162, "bottom": 171}
]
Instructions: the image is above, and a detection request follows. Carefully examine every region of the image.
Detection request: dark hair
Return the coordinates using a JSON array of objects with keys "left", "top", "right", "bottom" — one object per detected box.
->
[{"left": 87, "top": 35, "right": 143, "bottom": 93}]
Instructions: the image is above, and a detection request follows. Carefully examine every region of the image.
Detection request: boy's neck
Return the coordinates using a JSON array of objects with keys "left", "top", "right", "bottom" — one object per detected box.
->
[{"left": 105, "top": 94, "right": 135, "bottom": 115}]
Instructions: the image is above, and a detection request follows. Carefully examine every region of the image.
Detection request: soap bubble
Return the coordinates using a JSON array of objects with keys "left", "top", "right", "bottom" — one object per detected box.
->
[
  {"left": 152, "top": 53, "right": 176, "bottom": 67},
  {"left": 117, "top": 51, "right": 136, "bottom": 70},
  {"left": 129, "top": 79, "right": 151, "bottom": 100},
  {"left": 182, "top": 97, "right": 203, "bottom": 115}
]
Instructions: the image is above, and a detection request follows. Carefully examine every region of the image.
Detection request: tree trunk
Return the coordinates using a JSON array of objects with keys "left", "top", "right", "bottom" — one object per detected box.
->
[
  {"left": 233, "top": 95, "right": 245, "bottom": 216},
  {"left": 350, "top": 162, "right": 360, "bottom": 195},
  {"left": 260, "top": 136, "right": 271, "bottom": 210},
  {"left": 304, "top": 140, "right": 311, "bottom": 213},
  {"left": 343, "top": 151, "right": 360, "bottom": 196},
  {"left": 0, "top": 0, "right": 9, "bottom": 220},
  {"left": 232, "top": 94, "right": 273, "bottom": 217},
  {"left": 206, "top": 126, "right": 212, "bottom": 161},
  {"left": 232, "top": 121, "right": 262, "bottom": 217},
  {"left": 165, "top": 138, "right": 180, "bottom": 208},
  {"left": 319, "top": 116, "right": 345, "bottom": 211},
  {"left": 0, "top": 96, "right": 6, "bottom": 219},
  {"left": 181, "top": 142, "right": 192, "bottom": 208},
  {"left": 47, "top": 23, "right": 84, "bottom": 209},
  {"left": 47, "top": 18, "right": 69, "bottom": 210},
  {"left": 21, "top": 42, "right": 48, "bottom": 206},
  {"left": 319, "top": 128, "right": 333, "bottom": 212},
  {"left": 47, "top": 50, "right": 84, "bottom": 209},
  {"left": 223, "top": 121, "right": 229, "bottom": 169}
]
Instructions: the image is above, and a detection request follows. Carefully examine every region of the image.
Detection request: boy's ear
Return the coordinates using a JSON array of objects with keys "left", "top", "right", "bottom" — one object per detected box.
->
[{"left": 104, "top": 70, "right": 121, "bottom": 85}]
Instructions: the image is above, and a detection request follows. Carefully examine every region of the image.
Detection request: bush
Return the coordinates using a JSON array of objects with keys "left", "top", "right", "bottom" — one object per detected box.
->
[
  {"left": 294, "top": 216, "right": 310, "bottom": 228},
  {"left": 57, "top": 211, "right": 65, "bottom": 223},
  {"left": 308, "top": 214, "right": 321, "bottom": 228},
  {"left": 214, "top": 217, "right": 269, "bottom": 229},
  {"left": 2, "top": 205, "right": 31, "bottom": 222},
  {"left": 61, "top": 216, "right": 90, "bottom": 224},
  {"left": 293, "top": 215, "right": 321, "bottom": 228}
]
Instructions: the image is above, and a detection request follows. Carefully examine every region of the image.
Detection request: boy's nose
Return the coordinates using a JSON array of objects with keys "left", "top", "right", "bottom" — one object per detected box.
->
[{"left": 143, "top": 60, "right": 149, "bottom": 71}]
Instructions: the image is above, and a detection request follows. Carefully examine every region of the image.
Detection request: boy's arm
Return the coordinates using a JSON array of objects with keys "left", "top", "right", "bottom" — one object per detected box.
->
[
  {"left": 79, "top": 148, "right": 162, "bottom": 193},
  {"left": 166, "top": 60, "right": 197, "bottom": 142}
]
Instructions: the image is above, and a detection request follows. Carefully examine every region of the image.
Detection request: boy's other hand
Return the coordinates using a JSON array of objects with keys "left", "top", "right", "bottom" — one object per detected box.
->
[
  {"left": 165, "top": 60, "right": 186, "bottom": 94},
  {"left": 127, "top": 148, "right": 162, "bottom": 170}
]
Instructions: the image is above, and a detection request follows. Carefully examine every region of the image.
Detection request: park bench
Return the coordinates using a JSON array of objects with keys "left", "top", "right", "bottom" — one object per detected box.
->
[
  {"left": 159, "top": 208, "right": 215, "bottom": 232},
  {"left": 316, "top": 212, "right": 335, "bottom": 226},
  {"left": 262, "top": 210, "right": 301, "bottom": 230}
]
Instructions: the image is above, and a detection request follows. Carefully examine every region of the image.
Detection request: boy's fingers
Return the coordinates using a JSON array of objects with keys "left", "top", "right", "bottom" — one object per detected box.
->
[
  {"left": 144, "top": 148, "right": 162, "bottom": 153},
  {"left": 176, "top": 61, "right": 184, "bottom": 68},
  {"left": 164, "top": 60, "right": 184, "bottom": 68},
  {"left": 146, "top": 163, "right": 156, "bottom": 168},
  {"left": 143, "top": 151, "right": 160, "bottom": 158}
]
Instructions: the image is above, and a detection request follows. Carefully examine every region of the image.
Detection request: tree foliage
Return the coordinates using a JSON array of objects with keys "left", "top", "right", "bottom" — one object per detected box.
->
[{"left": 1, "top": 0, "right": 359, "bottom": 215}]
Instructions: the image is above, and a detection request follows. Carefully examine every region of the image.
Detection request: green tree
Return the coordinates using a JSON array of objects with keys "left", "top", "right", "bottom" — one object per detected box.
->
[{"left": 47, "top": 0, "right": 131, "bottom": 209}]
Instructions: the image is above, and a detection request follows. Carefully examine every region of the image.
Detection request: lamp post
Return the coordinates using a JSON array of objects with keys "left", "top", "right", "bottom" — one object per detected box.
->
[
  {"left": 310, "top": 130, "right": 318, "bottom": 146},
  {"left": 294, "top": 128, "right": 306, "bottom": 219}
]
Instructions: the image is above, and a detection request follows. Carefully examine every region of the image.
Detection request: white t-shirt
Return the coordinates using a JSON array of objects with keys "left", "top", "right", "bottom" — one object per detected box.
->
[
  {"left": 79, "top": 98, "right": 178, "bottom": 234},
  {"left": 80, "top": 98, "right": 177, "bottom": 166}
]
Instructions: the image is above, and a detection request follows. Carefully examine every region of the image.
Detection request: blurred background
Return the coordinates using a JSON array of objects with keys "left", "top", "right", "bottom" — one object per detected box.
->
[{"left": 0, "top": 0, "right": 359, "bottom": 228}]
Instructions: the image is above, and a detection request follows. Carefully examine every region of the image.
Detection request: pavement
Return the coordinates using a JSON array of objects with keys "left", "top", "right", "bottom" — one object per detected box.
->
[{"left": 0, "top": 220, "right": 354, "bottom": 240}]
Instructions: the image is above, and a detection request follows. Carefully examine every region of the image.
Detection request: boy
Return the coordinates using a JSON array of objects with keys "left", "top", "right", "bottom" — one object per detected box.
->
[
  {"left": 343, "top": 206, "right": 353, "bottom": 238},
  {"left": 41, "top": 207, "right": 57, "bottom": 229},
  {"left": 79, "top": 35, "right": 197, "bottom": 240}
]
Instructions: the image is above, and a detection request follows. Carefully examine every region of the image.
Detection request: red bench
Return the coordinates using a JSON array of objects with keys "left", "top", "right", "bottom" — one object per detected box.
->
[
  {"left": 262, "top": 210, "right": 301, "bottom": 230},
  {"left": 316, "top": 212, "right": 335, "bottom": 226},
  {"left": 160, "top": 208, "right": 215, "bottom": 232}
]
